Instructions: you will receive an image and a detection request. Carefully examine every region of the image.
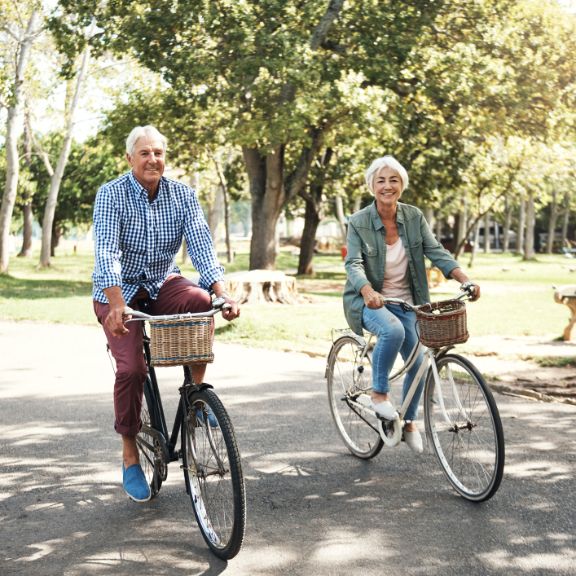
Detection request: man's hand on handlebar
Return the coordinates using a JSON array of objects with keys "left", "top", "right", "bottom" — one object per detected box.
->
[
  {"left": 214, "top": 293, "right": 241, "bottom": 321},
  {"left": 105, "top": 305, "right": 130, "bottom": 337}
]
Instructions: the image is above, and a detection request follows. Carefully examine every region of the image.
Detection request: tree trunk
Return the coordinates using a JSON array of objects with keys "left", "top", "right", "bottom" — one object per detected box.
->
[
  {"left": 546, "top": 190, "right": 558, "bottom": 254},
  {"left": 423, "top": 206, "right": 434, "bottom": 228},
  {"left": 435, "top": 217, "right": 443, "bottom": 243},
  {"left": 298, "top": 201, "right": 321, "bottom": 276},
  {"left": 18, "top": 110, "right": 35, "bottom": 258},
  {"left": 334, "top": 195, "right": 347, "bottom": 243},
  {"left": 244, "top": 146, "right": 286, "bottom": 270},
  {"left": 502, "top": 197, "right": 512, "bottom": 253},
  {"left": 467, "top": 220, "right": 480, "bottom": 268},
  {"left": 297, "top": 147, "right": 332, "bottom": 276},
  {"left": 51, "top": 225, "right": 62, "bottom": 257},
  {"left": 517, "top": 199, "right": 526, "bottom": 255},
  {"left": 561, "top": 192, "right": 571, "bottom": 246},
  {"left": 523, "top": 192, "right": 536, "bottom": 261},
  {"left": 213, "top": 155, "right": 233, "bottom": 263},
  {"left": 454, "top": 201, "right": 468, "bottom": 259},
  {"left": 483, "top": 212, "right": 490, "bottom": 253},
  {"left": 40, "top": 45, "right": 90, "bottom": 267},
  {"left": 0, "top": 9, "right": 40, "bottom": 273},
  {"left": 17, "top": 203, "right": 34, "bottom": 257}
]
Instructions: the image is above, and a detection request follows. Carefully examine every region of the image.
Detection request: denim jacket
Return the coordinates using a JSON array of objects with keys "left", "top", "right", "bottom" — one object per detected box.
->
[{"left": 343, "top": 201, "right": 460, "bottom": 335}]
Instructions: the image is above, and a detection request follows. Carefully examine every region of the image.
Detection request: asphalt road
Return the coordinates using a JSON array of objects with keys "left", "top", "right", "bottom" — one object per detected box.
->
[{"left": 1, "top": 321, "right": 575, "bottom": 576}]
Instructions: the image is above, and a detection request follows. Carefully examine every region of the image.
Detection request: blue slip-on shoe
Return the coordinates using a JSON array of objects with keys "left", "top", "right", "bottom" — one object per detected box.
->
[
  {"left": 122, "top": 463, "right": 152, "bottom": 502},
  {"left": 195, "top": 406, "right": 219, "bottom": 428}
]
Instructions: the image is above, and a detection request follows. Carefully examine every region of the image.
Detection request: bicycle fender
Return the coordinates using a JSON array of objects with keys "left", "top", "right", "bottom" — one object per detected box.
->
[{"left": 196, "top": 382, "right": 215, "bottom": 392}]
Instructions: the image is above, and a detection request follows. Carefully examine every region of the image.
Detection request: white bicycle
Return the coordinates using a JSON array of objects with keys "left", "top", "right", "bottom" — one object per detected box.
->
[{"left": 325, "top": 289, "right": 504, "bottom": 502}]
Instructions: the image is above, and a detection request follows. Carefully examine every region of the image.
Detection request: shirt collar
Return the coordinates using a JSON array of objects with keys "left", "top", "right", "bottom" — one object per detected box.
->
[
  {"left": 369, "top": 201, "right": 405, "bottom": 229},
  {"left": 127, "top": 171, "right": 166, "bottom": 200}
]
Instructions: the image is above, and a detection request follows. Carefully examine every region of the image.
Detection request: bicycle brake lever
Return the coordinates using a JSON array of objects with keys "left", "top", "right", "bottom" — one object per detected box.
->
[{"left": 212, "top": 296, "right": 227, "bottom": 309}]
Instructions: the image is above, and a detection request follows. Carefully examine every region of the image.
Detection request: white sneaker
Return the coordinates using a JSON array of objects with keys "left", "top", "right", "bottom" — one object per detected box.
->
[
  {"left": 370, "top": 399, "right": 398, "bottom": 420},
  {"left": 404, "top": 430, "right": 423, "bottom": 454}
]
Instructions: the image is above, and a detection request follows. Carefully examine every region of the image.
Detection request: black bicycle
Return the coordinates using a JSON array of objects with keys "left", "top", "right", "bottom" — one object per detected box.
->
[{"left": 123, "top": 298, "right": 246, "bottom": 560}]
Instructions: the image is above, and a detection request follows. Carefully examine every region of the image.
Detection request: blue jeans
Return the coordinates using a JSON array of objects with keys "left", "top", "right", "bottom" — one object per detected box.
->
[{"left": 362, "top": 304, "right": 425, "bottom": 421}]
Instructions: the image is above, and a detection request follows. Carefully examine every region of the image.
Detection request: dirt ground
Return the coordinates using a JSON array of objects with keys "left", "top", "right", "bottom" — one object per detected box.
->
[{"left": 460, "top": 334, "right": 576, "bottom": 405}]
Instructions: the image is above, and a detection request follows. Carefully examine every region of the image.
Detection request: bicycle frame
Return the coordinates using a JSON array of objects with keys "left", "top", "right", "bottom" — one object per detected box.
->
[
  {"left": 352, "top": 332, "right": 458, "bottom": 446},
  {"left": 142, "top": 330, "right": 187, "bottom": 464}
]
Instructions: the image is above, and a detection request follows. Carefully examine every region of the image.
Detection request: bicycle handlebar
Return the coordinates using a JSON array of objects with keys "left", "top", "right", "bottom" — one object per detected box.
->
[
  {"left": 124, "top": 297, "right": 232, "bottom": 322},
  {"left": 383, "top": 285, "right": 475, "bottom": 312}
]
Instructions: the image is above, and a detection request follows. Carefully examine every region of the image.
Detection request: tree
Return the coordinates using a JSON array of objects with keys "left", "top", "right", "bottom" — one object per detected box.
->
[
  {"left": 50, "top": 0, "right": 445, "bottom": 269},
  {"left": 38, "top": 42, "right": 90, "bottom": 266},
  {"left": 50, "top": 0, "right": 576, "bottom": 274},
  {"left": 27, "top": 134, "right": 122, "bottom": 250},
  {"left": 0, "top": 2, "right": 42, "bottom": 273}
]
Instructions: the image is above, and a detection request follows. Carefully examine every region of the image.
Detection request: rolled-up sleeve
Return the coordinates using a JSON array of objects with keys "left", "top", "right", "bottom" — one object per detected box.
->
[
  {"left": 182, "top": 189, "right": 225, "bottom": 291},
  {"left": 420, "top": 215, "right": 459, "bottom": 278},
  {"left": 344, "top": 222, "right": 372, "bottom": 294},
  {"left": 93, "top": 186, "right": 123, "bottom": 291}
]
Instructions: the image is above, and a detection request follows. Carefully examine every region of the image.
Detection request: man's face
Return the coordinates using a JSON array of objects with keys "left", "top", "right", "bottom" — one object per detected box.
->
[{"left": 127, "top": 135, "right": 166, "bottom": 193}]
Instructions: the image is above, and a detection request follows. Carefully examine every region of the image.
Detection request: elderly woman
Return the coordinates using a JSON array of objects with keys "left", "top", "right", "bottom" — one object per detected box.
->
[{"left": 343, "top": 156, "right": 480, "bottom": 453}]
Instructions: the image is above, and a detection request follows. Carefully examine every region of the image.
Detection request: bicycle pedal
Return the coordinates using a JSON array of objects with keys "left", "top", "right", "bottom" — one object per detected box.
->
[{"left": 355, "top": 394, "right": 372, "bottom": 407}]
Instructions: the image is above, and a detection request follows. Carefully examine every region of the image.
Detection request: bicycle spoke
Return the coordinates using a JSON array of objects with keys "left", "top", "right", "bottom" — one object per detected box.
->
[
  {"left": 182, "top": 389, "right": 245, "bottom": 560},
  {"left": 425, "top": 354, "right": 504, "bottom": 502},
  {"left": 327, "top": 336, "right": 383, "bottom": 459}
]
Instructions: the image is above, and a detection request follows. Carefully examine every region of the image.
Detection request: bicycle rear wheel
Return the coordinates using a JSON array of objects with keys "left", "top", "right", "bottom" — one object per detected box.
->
[
  {"left": 326, "top": 335, "right": 383, "bottom": 459},
  {"left": 136, "top": 376, "right": 165, "bottom": 497},
  {"left": 424, "top": 354, "right": 505, "bottom": 502},
  {"left": 181, "top": 387, "right": 246, "bottom": 560}
]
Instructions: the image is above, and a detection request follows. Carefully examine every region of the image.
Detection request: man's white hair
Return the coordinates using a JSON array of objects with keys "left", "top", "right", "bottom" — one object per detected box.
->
[{"left": 126, "top": 125, "right": 168, "bottom": 155}]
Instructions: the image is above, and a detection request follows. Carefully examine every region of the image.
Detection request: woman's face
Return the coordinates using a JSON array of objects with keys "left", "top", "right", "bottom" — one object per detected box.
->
[{"left": 373, "top": 166, "right": 403, "bottom": 208}]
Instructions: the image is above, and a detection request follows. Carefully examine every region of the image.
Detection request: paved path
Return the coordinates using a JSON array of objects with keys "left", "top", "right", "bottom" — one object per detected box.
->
[{"left": 0, "top": 321, "right": 575, "bottom": 576}]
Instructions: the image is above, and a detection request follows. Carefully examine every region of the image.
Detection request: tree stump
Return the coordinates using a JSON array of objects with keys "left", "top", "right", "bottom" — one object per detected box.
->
[
  {"left": 553, "top": 285, "right": 576, "bottom": 341},
  {"left": 225, "top": 270, "right": 301, "bottom": 304}
]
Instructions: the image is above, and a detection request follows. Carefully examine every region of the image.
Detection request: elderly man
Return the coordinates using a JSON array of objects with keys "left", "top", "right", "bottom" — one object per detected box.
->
[{"left": 92, "top": 125, "right": 239, "bottom": 502}]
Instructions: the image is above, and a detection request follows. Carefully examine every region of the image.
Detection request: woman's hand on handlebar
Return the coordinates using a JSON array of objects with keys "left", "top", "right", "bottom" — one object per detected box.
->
[
  {"left": 460, "top": 281, "right": 481, "bottom": 302},
  {"left": 361, "top": 285, "right": 385, "bottom": 309}
]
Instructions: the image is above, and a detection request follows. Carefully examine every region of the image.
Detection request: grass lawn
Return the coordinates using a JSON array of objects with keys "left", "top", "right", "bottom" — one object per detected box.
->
[{"left": 1, "top": 245, "right": 574, "bottom": 354}]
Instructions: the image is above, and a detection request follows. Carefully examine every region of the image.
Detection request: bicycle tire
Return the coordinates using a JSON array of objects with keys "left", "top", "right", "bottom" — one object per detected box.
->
[
  {"left": 424, "top": 353, "right": 505, "bottom": 502},
  {"left": 326, "top": 335, "right": 383, "bottom": 459},
  {"left": 181, "top": 387, "right": 246, "bottom": 560},
  {"left": 136, "top": 376, "right": 165, "bottom": 498}
]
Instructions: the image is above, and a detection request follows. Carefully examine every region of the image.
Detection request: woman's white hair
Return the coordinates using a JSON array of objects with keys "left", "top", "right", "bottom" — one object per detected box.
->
[
  {"left": 365, "top": 155, "right": 409, "bottom": 193},
  {"left": 126, "top": 125, "right": 168, "bottom": 156}
]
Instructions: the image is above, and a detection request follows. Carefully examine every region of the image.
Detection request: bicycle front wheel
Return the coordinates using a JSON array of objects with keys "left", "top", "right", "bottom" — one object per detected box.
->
[
  {"left": 326, "top": 335, "right": 383, "bottom": 459},
  {"left": 181, "top": 387, "right": 246, "bottom": 560},
  {"left": 424, "top": 354, "right": 505, "bottom": 502}
]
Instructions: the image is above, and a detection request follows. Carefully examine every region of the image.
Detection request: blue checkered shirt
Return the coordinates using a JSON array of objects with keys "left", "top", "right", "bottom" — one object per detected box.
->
[{"left": 92, "top": 172, "right": 224, "bottom": 304}]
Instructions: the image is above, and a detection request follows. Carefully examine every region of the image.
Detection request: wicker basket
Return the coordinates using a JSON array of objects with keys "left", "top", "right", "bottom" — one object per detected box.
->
[
  {"left": 149, "top": 316, "right": 214, "bottom": 366},
  {"left": 416, "top": 299, "right": 468, "bottom": 348}
]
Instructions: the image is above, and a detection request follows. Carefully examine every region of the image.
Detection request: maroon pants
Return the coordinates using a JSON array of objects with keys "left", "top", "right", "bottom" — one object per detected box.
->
[{"left": 94, "top": 276, "right": 213, "bottom": 436}]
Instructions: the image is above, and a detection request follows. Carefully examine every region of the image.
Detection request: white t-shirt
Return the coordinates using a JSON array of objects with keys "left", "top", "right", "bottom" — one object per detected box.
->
[{"left": 382, "top": 238, "right": 413, "bottom": 302}]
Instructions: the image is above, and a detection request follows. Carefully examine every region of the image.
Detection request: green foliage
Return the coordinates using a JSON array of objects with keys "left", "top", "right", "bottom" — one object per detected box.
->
[
  {"left": 533, "top": 356, "right": 576, "bottom": 368},
  {"left": 44, "top": 0, "right": 576, "bottom": 269},
  {"left": 24, "top": 134, "right": 123, "bottom": 234}
]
